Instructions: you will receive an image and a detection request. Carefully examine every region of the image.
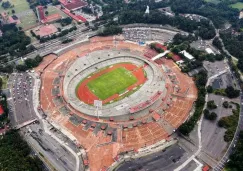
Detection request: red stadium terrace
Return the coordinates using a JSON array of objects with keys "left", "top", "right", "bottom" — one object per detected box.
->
[{"left": 36, "top": 36, "right": 197, "bottom": 171}]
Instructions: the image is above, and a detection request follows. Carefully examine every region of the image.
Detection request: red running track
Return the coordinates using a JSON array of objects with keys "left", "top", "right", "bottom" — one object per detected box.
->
[{"left": 76, "top": 63, "right": 147, "bottom": 104}]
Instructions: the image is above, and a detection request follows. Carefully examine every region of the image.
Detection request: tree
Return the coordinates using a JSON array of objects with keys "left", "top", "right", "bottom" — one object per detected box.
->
[
  {"left": 0, "top": 130, "right": 43, "bottom": 170},
  {"left": 204, "top": 109, "right": 217, "bottom": 120},
  {"left": 212, "top": 37, "right": 222, "bottom": 50},
  {"left": 207, "top": 100, "right": 217, "bottom": 109},
  {"left": 225, "top": 86, "right": 240, "bottom": 98},
  {"left": 11, "top": 9, "right": 15, "bottom": 14},
  {"left": 225, "top": 131, "right": 243, "bottom": 171},
  {"left": 223, "top": 101, "right": 229, "bottom": 108},
  {"left": 45, "top": 11, "right": 49, "bottom": 15},
  {"left": 1, "top": 1, "right": 11, "bottom": 9},
  {"left": 98, "top": 25, "right": 122, "bottom": 36},
  {"left": 206, "top": 85, "right": 213, "bottom": 93}
]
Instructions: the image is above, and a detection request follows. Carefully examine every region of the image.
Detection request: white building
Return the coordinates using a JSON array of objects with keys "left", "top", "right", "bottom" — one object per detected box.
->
[
  {"left": 205, "top": 48, "right": 215, "bottom": 55},
  {"left": 180, "top": 50, "right": 195, "bottom": 61}
]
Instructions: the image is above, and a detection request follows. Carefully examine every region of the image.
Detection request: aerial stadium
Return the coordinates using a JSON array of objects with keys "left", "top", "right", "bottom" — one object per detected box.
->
[{"left": 36, "top": 36, "right": 198, "bottom": 171}]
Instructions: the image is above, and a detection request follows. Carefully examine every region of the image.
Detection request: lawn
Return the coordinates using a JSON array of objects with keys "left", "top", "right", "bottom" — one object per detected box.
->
[
  {"left": 230, "top": 2, "right": 243, "bottom": 10},
  {"left": 204, "top": 0, "right": 220, "bottom": 4},
  {"left": 0, "top": 76, "right": 8, "bottom": 89},
  {"left": 46, "top": 6, "right": 68, "bottom": 18},
  {"left": 0, "top": 0, "right": 30, "bottom": 14},
  {"left": 87, "top": 67, "right": 137, "bottom": 100},
  {"left": 18, "top": 10, "right": 38, "bottom": 30}
]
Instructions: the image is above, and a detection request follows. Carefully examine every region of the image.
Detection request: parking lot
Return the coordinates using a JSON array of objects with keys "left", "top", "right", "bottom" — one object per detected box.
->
[
  {"left": 203, "top": 60, "right": 229, "bottom": 77},
  {"left": 8, "top": 73, "right": 36, "bottom": 127},
  {"left": 123, "top": 27, "right": 176, "bottom": 43}
]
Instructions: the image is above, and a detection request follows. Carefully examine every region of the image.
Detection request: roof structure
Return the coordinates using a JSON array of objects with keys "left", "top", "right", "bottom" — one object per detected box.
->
[
  {"left": 205, "top": 48, "right": 215, "bottom": 55},
  {"left": 180, "top": 50, "right": 195, "bottom": 60},
  {"left": 62, "top": 8, "right": 87, "bottom": 22},
  {"left": 36, "top": 6, "right": 45, "bottom": 21},
  {"left": 172, "top": 54, "right": 182, "bottom": 61},
  {"left": 0, "top": 105, "right": 4, "bottom": 115},
  {"left": 33, "top": 24, "right": 58, "bottom": 38},
  {"left": 152, "top": 112, "right": 160, "bottom": 121},
  {"left": 59, "top": 0, "right": 87, "bottom": 10}
]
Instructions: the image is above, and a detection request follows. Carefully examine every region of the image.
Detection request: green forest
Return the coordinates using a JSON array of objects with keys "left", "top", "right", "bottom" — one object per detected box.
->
[{"left": 0, "top": 130, "right": 43, "bottom": 171}]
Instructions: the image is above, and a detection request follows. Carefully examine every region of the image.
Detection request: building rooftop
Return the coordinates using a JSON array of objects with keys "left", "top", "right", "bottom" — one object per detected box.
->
[
  {"left": 33, "top": 24, "right": 58, "bottom": 38},
  {"left": 180, "top": 50, "right": 195, "bottom": 60},
  {"left": 59, "top": 0, "right": 87, "bottom": 10}
]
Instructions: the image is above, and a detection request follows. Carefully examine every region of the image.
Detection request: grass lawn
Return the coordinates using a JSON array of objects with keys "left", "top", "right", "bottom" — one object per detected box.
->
[
  {"left": 0, "top": 76, "right": 8, "bottom": 89},
  {"left": 230, "top": 2, "right": 243, "bottom": 10},
  {"left": 204, "top": 0, "right": 220, "bottom": 4},
  {"left": 0, "top": 0, "right": 30, "bottom": 14},
  {"left": 18, "top": 10, "right": 38, "bottom": 30},
  {"left": 46, "top": 6, "right": 68, "bottom": 18},
  {"left": 87, "top": 67, "right": 137, "bottom": 100}
]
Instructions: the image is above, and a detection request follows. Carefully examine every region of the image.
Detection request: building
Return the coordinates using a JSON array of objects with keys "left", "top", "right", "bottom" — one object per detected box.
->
[
  {"left": 0, "top": 12, "right": 20, "bottom": 25},
  {"left": 205, "top": 47, "right": 215, "bottom": 55},
  {"left": 36, "top": 6, "right": 46, "bottom": 22},
  {"left": 33, "top": 24, "right": 58, "bottom": 38},
  {"left": 59, "top": 0, "right": 88, "bottom": 11},
  {"left": 36, "top": 6, "right": 62, "bottom": 23},
  {"left": 180, "top": 50, "right": 195, "bottom": 61}
]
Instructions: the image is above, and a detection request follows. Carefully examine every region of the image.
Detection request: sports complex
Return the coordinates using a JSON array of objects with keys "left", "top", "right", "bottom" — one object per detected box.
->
[{"left": 36, "top": 36, "right": 198, "bottom": 170}]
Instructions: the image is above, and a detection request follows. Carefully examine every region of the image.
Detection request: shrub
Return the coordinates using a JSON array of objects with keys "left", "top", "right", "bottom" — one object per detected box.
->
[
  {"left": 207, "top": 100, "right": 217, "bottom": 109},
  {"left": 223, "top": 101, "right": 229, "bottom": 108}
]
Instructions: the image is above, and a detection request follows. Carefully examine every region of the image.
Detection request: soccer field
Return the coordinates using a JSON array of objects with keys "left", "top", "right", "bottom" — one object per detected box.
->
[{"left": 87, "top": 67, "right": 137, "bottom": 100}]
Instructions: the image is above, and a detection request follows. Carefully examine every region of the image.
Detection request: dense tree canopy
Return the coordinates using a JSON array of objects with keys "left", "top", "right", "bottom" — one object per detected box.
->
[
  {"left": 225, "top": 131, "right": 243, "bottom": 171},
  {"left": 170, "top": 0, "right": 238, "bottom": 28},
  {"left": 0, "top": 24, "right": 33, "bottom": 57},
  {"left": 225, "top": 86, "right": 240, "bottom": 98},
  {"left": 179, "top": 71, "right": 207, "bottom": 135},
  {"left": 0, "top": 130, "right": 43, "bottom": 171},
  {"left": 98, "top": 25, "right": 122, "bottom": 36},
  {"left": 217, "top": 103, "right": 240, "bottom": 142}
]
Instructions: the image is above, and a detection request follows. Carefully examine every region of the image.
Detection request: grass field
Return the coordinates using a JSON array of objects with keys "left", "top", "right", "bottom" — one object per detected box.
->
[
  {"left": 46, "top": 6, "right": 68, "bottom": 18},
  {"left": 0, "top": 76, "right": 8, "bottom": 89},
  {"left": 87, "top": 67, "right": 137, "bottom": 100},
  {"left": 18, "top": 10, "right": 38, "bottom": 30},
  {"left": 0, "top": 0, "right": 30, "bottom": 14},
  {"left": 204, "top": 0, "right": 220, "bottom": 4},
  {"left": 230, "top": 2, "right": 243, "bottom": 10}
]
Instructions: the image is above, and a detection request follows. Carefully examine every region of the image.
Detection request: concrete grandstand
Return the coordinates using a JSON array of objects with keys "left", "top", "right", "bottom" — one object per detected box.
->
[{"left": 36, "top": 36, "right": 198, "bottom": 171}]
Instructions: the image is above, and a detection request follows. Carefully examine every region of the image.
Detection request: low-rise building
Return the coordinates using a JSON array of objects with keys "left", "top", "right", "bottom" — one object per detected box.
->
[
  {"left": 33, "top": 24, "right": 58, "bottom": 38},
  {"left": 205, "top": 47, "right": 215, "bottom": 55},
  {"left": 180, "top": 50, "right": 195, "bottom": 61}
]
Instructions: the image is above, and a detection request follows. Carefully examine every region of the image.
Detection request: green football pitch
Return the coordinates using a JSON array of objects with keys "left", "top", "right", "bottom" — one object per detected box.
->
[{"left": 87, "top": 67, "right": 137, "bottom": 100}]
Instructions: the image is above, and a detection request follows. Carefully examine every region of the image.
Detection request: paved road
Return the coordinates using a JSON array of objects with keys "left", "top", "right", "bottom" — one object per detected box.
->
[
  {"left": 6, "top": 27, "right": 96, "bottom": 65},
  {"left": 21, "top": 123, "right": 76, "bottom": 171}
]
